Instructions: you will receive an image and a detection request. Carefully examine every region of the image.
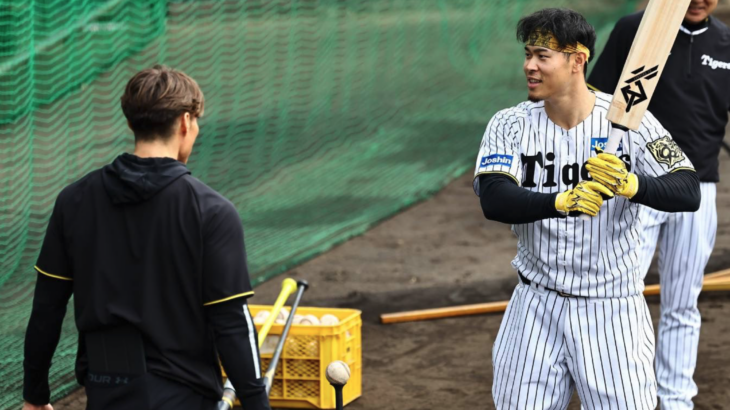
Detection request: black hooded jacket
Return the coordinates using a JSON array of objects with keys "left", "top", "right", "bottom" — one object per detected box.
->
[
  {"left": 102, "top": 153, "right": 192, "bottom": 204},
  {"left": 24, "top": 154, "right": 270, "bottom": 409}
]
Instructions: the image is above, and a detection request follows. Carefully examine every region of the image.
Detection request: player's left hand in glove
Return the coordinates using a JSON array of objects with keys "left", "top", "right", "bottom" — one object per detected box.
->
[
  {"left": 585, "top": 148, "right": 639, "bottom": 198},
  {"left": 555, "top": 181, "right": 614, "bottom": 217}
]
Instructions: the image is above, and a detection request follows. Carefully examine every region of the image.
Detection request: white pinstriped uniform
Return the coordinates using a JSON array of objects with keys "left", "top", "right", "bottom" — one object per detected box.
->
[
  {"left": 635, "top": 184, "right": 716, "bottom": 409},
  {"left": 473, "top": 92, "right": 694, "bottom": 410}
]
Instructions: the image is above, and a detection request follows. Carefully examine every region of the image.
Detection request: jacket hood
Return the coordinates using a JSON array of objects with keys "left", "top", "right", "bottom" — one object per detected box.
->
[{"left": 102, "top": 153, "right": 191, "bottom": 205}]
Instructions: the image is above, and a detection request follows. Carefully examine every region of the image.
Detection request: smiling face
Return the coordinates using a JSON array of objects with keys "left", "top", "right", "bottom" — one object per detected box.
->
[
  {"left": 685, "top": 0, "right": 718, "bottom": 24},
  {"left": 524, "top": 45, "right": 576, "bottom": 102}
]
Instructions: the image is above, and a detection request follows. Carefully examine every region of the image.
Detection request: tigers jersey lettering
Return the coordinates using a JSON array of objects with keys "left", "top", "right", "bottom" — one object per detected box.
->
[{"left": 473, "top": 92, "right": 694, "bottom": 298}]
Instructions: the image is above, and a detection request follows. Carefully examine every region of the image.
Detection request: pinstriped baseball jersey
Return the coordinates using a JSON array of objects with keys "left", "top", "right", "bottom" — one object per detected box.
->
[{"left": 473, "top": 91, "right": 694, "bottom": 298}]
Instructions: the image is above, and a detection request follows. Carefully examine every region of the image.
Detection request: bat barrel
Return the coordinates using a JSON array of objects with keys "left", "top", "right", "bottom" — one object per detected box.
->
[{"left": 258, "top": 278, "right": 299, "bottom": 347}]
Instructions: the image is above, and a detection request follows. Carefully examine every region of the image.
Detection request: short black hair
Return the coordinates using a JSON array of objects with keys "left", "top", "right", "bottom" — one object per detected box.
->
[{"left": 516, "top": 8, "right": 596, "bottom": 75}]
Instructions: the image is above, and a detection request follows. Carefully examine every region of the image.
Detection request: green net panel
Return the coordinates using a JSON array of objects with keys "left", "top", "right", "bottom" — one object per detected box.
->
[{"left": 0, "top": 0, "right": 636, "bottom": 407}]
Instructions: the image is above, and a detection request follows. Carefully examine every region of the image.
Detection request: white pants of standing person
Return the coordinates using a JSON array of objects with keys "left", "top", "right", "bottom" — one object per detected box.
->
[
  {"left": 492, "top": 281, "right": 657, "bottom": 410},
  {"left": 636, "top": 182, "right": 717, "bottom": 410}
]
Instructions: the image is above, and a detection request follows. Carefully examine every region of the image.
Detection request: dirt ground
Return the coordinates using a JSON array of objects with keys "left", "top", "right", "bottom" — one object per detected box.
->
[
  {"left": 49, "top": 8, "right": 730, "bottom": 407},
  {"left": 52, "top": 138, "right": 730, "bottom": 410},
  {"left": 33, "top": 4, "right": 730, "bottom": 410},
  {"left": 252, "top": 156, "right": 730, "bottom": 410}
]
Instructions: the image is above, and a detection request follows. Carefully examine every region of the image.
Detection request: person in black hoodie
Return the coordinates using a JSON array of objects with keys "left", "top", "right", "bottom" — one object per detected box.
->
[
  {"left": 22, "top": 65, "right": 271, "bottom": 410},
  {"left": 588, "top": 1, "right": 728, "bottom": 408}
]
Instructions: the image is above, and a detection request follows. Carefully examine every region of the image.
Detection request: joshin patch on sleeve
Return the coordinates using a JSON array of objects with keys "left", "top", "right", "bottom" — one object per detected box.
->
[
  {"left": 647, "top": 136, "right": 686, "bottom": 170},
  {"left": 478, "top": 154, "right": 514, "bottom": 170}
]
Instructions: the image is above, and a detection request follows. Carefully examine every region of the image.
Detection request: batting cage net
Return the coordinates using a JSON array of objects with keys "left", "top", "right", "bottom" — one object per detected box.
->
[{"left": 0, "top": 0, "right": 636, "bottom": 406}]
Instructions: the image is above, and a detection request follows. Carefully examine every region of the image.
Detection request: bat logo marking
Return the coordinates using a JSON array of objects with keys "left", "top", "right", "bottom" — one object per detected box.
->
[{"left": 620, "top": 65, "right": 659, "bottom": 112}]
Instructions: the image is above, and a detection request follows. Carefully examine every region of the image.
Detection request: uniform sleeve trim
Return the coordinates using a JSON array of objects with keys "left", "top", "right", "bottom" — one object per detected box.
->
[
  {"left": 474, "top": 171, "right": 521, "bottom": 187},
  {"left": 203, "top": 291, "right": 255, "bottom": 306},
  {"left": 670, "top": 167, "right": 696, "bottom": 173},
  {"left": 586, "top": 83, "right": 600, "bottom": 92},
  {"left": 34, "top": 266, "right": 73, "bottom": 281}
]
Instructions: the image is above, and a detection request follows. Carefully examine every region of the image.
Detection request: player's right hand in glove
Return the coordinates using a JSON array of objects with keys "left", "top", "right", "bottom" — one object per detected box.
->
[
  {"left": 555, "top": 181, "right": 615, "bottom": 217},
  {"left": 584, "top": 148, "right": 639, "bottom": 198}
]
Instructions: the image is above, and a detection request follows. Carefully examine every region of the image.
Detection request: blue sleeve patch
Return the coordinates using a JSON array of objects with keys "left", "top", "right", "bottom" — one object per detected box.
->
[
  {"left": 479, "top": 154, "right": 513, "bottom": 168},
  {"left": 591, "top": 137, "right": 623, "bottom": 152}
]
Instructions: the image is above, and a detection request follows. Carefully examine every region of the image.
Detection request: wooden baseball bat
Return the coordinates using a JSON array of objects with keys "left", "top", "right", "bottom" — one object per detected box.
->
[
  {"left": 702, "top": 268, "right": 730, "bottom": 281},
  {"left": 381, "top": 274, "right": 730, "bottom": 324},
  {"left": 642, "top": 275, "right": 730, "bottom": 296},
  {"left": 578, "top": 0, "right": 691, "bottom": 221}
]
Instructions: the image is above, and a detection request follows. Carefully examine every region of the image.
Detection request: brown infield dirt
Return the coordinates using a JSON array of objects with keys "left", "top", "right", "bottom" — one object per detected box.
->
[{"left": 54, "top": 129, "right": 730, "bottom": 410}]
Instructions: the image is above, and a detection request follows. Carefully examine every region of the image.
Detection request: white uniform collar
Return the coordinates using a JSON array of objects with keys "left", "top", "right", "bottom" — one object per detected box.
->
[{"left": 680, "top": 17, "right": 710, "bottom": 36}]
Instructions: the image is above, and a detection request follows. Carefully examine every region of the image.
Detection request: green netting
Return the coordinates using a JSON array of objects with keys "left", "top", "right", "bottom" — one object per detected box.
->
[{"left": 0, "top": 0, "right": 636, "bottom": 407}]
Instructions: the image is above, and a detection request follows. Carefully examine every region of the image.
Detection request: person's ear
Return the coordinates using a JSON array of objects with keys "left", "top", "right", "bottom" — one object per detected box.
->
[
  {"left": 179, "top": 112, "right": 191, "bottom": 136},
  {"left": 573, "top": 53, "right": 586, "bottom": 74}
]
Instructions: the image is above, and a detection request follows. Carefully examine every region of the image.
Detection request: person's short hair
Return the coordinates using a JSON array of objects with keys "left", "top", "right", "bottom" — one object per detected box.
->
[
  {"left": 516, "top": 8, "right": 596, "bottom": 75},
  {"left": 121, "top": 65, "right": 204, "bottom": 142}
]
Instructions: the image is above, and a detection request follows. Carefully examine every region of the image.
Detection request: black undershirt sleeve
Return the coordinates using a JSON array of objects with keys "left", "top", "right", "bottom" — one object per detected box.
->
[
  {"left": 23, "top": 273, "right": 73, "bottom": 405},
  {"left": 478, "top": 174, "right": 564, "bottom": 224},
  {"left": 479, "top": 171, "right": 700, "bottom": 223},
  {"left": 631, "top": 171, "right": 701, "bottom": 212},
  {"left": 205, "top": 299, "right": 271, "bottom": 410}
]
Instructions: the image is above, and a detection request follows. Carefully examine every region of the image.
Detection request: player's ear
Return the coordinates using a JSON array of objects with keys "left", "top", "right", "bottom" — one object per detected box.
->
[{"left": 573, "top": 53, "right": 586, "bottom": 74}]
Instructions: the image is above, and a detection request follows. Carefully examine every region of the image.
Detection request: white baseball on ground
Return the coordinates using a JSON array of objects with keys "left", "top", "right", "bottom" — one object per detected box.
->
[
  {"left": 320, "top": 314, "right": 339, "bottom": 325},
  {"left": 254, "top": 310, "right": 270, "bottom": 325},
  {"left": 300, "top": 314, "right": 320, "bottom": 325},
  {"left": 275, "top": 307, "right": 290, "bottom": 324},
  {"left": 326, "top": 361, "right": 351, "bottom": 386}
]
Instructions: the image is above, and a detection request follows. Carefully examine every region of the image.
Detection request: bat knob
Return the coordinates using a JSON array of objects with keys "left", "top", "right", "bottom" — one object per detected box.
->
[{"left": 296, "top": 279, "right": 310, "bottom": 290}]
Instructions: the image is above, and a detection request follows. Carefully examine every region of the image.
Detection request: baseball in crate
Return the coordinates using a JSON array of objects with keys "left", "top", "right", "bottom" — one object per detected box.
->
[{"left": 226, "top": 305, "right": 362, "bottom": 409}]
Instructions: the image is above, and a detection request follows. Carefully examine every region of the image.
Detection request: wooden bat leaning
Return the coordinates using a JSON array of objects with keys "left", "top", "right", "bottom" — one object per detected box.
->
[
  {"left": 380, "top": 271, "right": 730, "bottom": 324},
  {"left": 579, "top": 0, "right": 691, "bottom": 221}
]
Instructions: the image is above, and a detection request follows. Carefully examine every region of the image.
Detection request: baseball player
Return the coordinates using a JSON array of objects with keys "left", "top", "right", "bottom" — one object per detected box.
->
[
  {"left": 474, "top": 8, "right": 700, "bottom": 409},
  {"left": 588, "top": 1, "right": 730, "bottom": 408}
]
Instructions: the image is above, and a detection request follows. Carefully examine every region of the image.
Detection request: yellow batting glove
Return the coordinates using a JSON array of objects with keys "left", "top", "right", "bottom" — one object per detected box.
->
[
  {"left": 585, "top": 148, "right": 639, "bottom": 198},
  {"left": 555, "top": 181, "right": 615, "bottom": 217}
]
